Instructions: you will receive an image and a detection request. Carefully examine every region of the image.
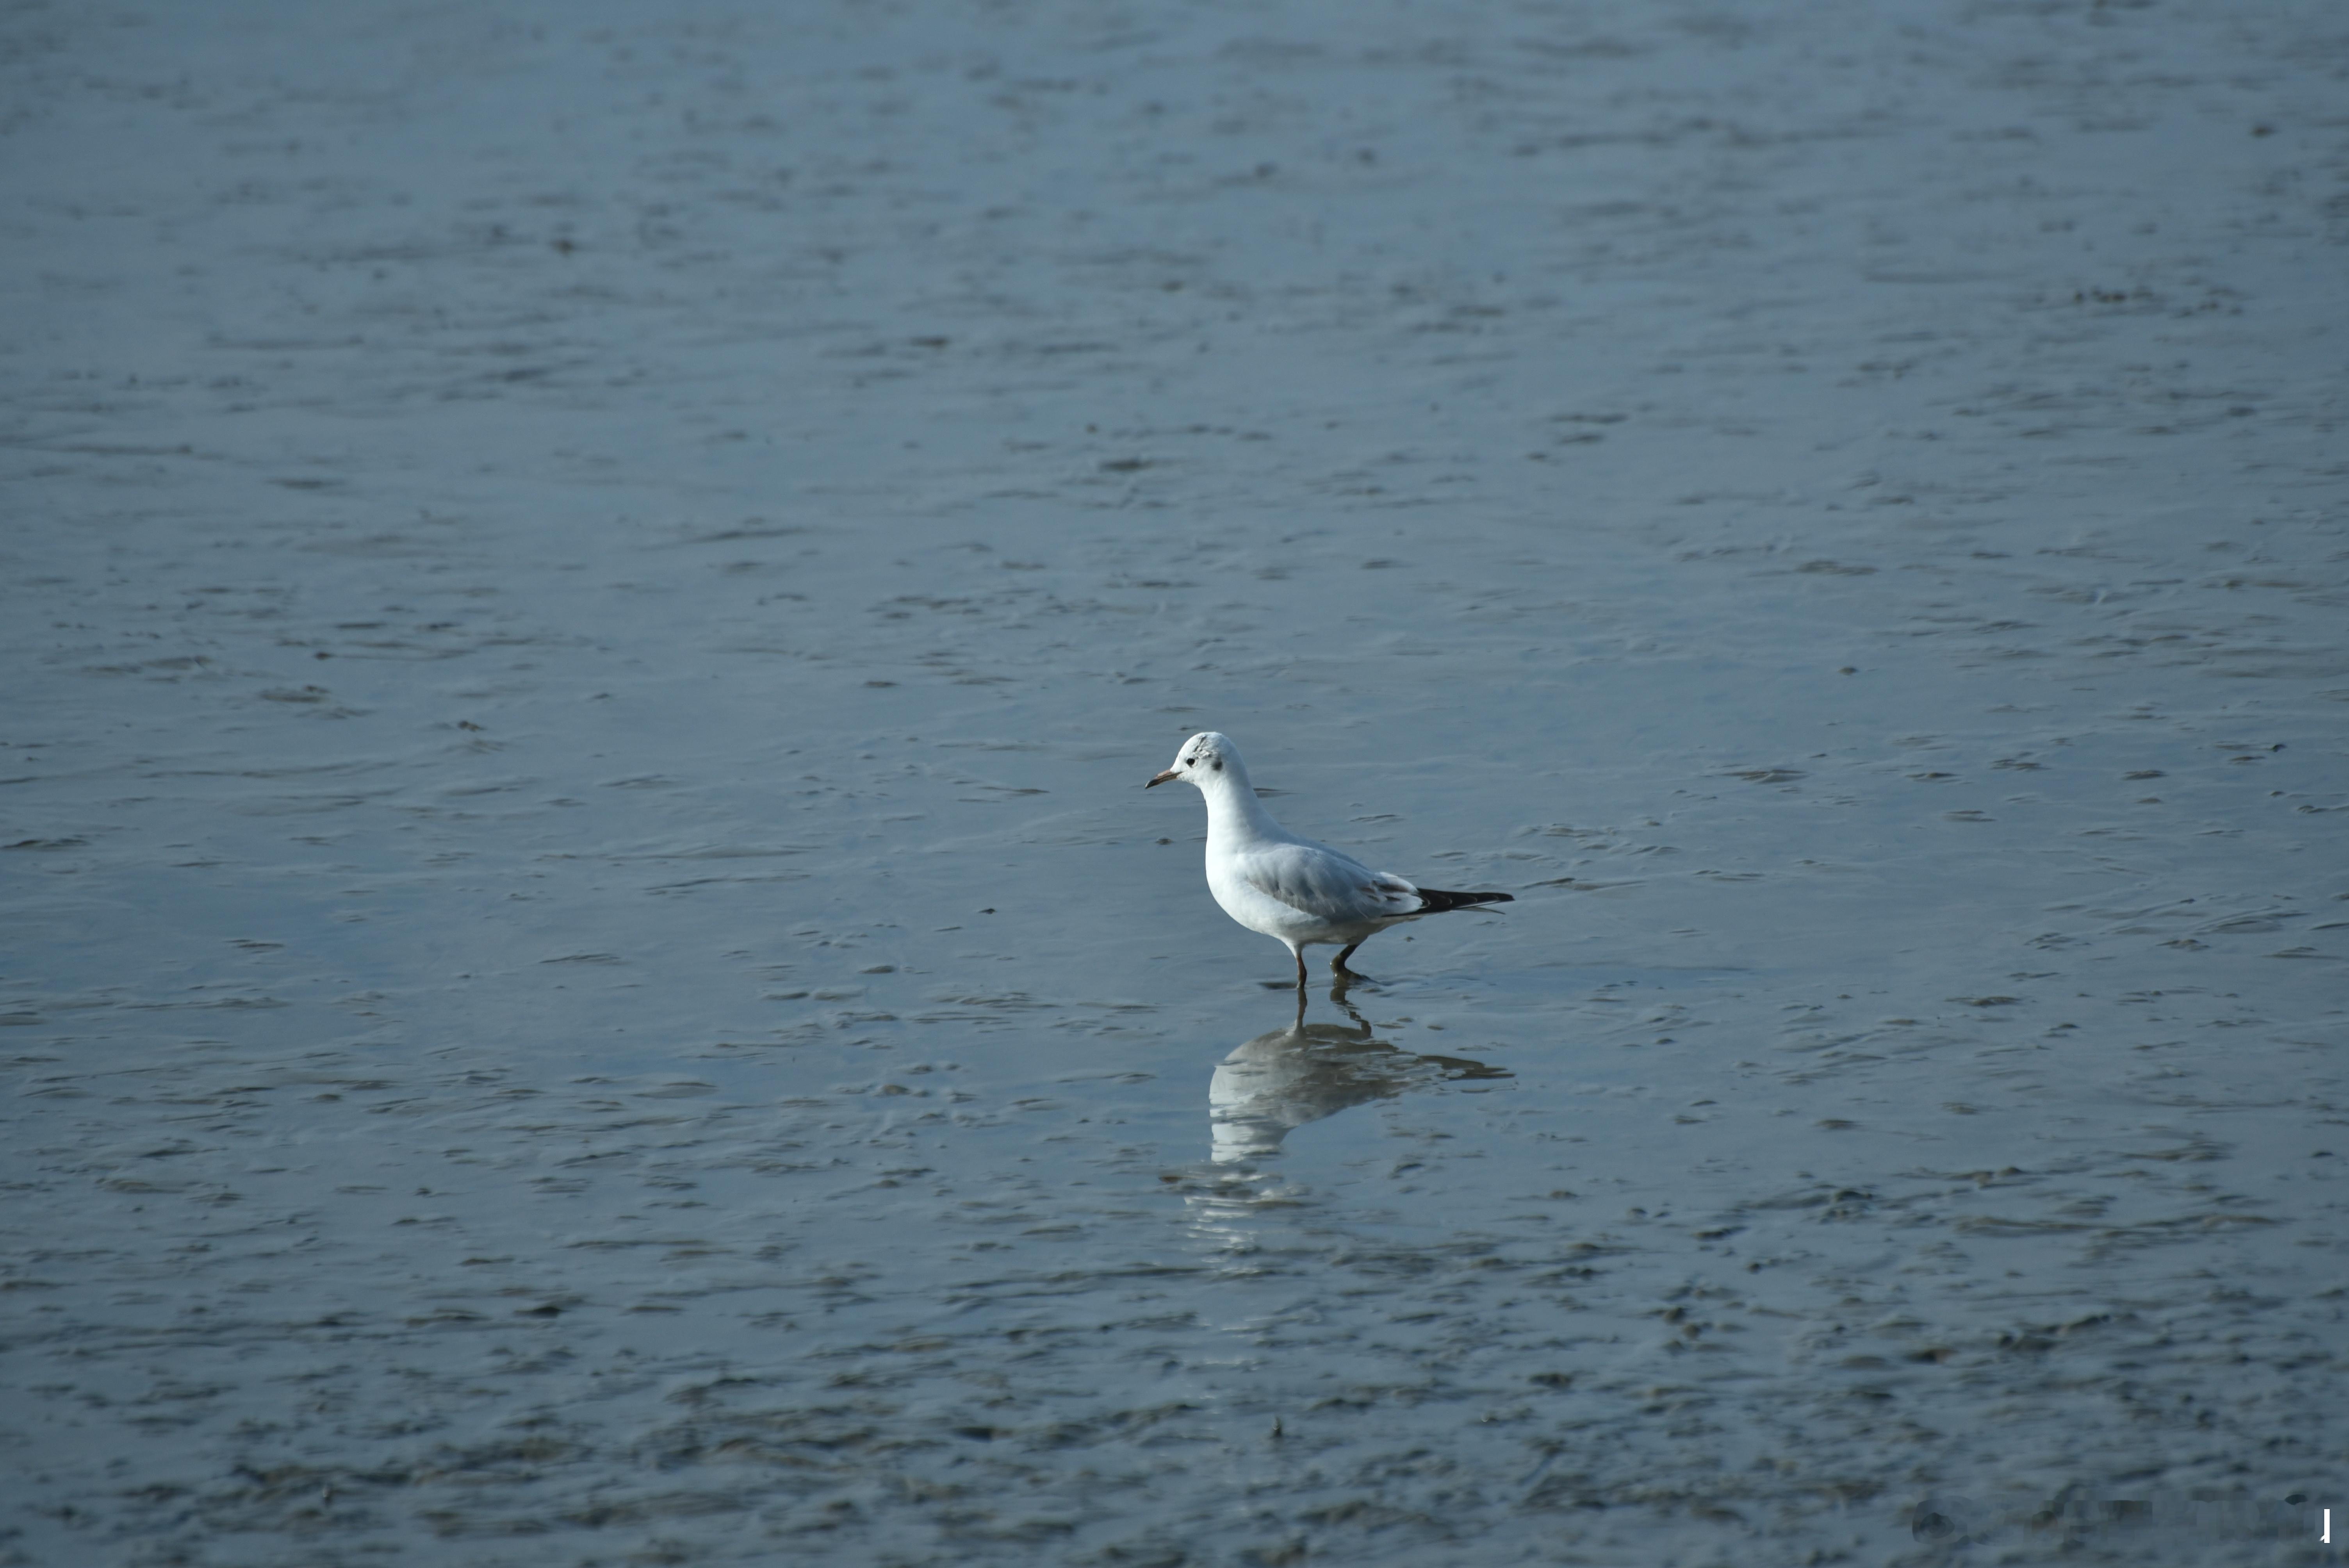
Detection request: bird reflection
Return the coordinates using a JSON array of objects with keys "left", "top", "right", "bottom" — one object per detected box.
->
[{"left": 1208, "top": 989, "right": 1508, "bottom": 1164}]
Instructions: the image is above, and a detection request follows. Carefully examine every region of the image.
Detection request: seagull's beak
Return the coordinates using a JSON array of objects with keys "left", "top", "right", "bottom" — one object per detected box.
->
[{"left": 1145, "top": 768, "right": 1179, "bottom": 789}]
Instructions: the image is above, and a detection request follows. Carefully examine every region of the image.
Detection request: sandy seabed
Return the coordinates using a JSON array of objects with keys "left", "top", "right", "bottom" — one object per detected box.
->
[{"left": 3, "top": 1, "right": 2345, "bottom": 1563}]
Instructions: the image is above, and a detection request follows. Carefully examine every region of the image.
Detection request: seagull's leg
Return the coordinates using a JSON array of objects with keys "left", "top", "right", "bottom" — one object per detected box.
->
[
  {"left": 1331, "top": 939, "right": 1366, "bottom": 978},
  {"left": 1290, "top": 945, "right": 1308, "bottom": 992}
]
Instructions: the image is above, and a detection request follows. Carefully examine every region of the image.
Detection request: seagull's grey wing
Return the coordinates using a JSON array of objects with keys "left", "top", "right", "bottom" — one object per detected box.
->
[{"left": 1235, "top": 841, "right": 1423, "bottom": 924}]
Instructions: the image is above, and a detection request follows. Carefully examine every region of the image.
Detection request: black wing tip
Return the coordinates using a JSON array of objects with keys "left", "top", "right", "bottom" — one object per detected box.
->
[{"left": 1415, "top": 887, "right": 1515, "bottom": 913}]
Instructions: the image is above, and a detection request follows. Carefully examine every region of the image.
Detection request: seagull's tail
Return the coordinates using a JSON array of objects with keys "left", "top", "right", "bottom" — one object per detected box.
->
[{"left": 1413, "top": 887, "right": 1515, "bottom": 914}]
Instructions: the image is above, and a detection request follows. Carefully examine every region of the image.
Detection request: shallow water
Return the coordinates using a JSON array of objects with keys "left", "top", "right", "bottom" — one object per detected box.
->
[{"left": 3, "top": 0, "right": 2345, "bottom": 1563}]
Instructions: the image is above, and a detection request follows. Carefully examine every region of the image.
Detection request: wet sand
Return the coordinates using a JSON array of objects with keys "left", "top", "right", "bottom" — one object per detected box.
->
[{"left": 3, "top": 1, "right": 2345, "bottom": 1563}]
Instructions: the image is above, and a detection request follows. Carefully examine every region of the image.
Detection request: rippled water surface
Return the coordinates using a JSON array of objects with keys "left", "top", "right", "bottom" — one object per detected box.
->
[{"left": 4, "top": 1, "right": 2345, "bottom": 1563}]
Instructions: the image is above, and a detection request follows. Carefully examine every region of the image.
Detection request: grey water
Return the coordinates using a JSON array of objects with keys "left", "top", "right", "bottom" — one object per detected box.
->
[{"left": 3, "top": 1, "right": 2344, "bottom": 1564}]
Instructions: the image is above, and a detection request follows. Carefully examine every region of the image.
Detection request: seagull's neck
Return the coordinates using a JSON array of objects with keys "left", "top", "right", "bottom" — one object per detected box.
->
[{"left": 1197, "top": 758, "right": 1285, "bottom": 847}]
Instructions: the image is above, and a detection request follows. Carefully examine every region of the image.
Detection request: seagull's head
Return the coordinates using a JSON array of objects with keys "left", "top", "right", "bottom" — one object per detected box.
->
[{"left": 1146, "top": 731, "right": 1236, "bottom": 789}]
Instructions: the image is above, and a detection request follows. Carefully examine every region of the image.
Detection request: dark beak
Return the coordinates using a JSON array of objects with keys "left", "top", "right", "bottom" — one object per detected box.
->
[{"left": 1145, "top": 769, "right": 1179, "bottom": 789}]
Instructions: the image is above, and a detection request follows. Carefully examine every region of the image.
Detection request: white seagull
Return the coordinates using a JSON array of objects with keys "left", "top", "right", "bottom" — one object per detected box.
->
[{"left": 1147, "top": 731, "right": 1514, "bottom": 989}]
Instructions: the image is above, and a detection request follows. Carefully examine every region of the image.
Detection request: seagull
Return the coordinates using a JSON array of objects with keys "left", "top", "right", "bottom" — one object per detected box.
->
[{"left": 1146, "top": 731, "right": 1514, "bottom": 989}]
